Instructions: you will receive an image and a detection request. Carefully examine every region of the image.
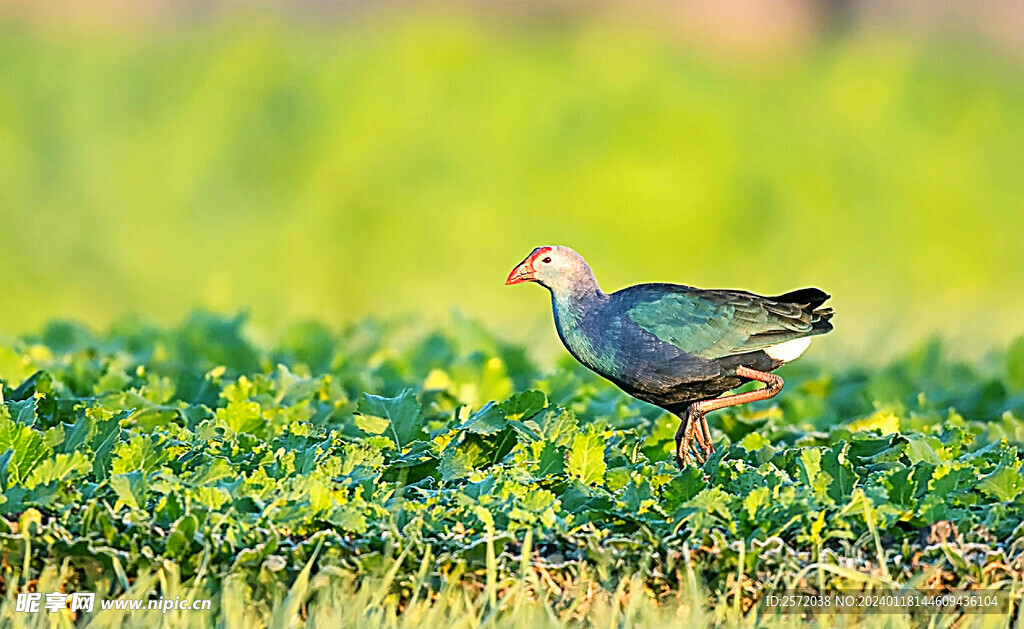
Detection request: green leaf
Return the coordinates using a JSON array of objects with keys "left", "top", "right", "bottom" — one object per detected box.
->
[
  {"left": 538, "top": 408, "right": 577, "bottom": 447},
  {"left": 884, "top": 467, "right": 916, "bottom": 507},
  {"left": 0, "top": 486, "right": 26, "bottom": 515},
  {"left": 97, "top": 367, "right": 132, "bottom": 393},
  {"left": 357, "top": 390, "right": 423, "bottom": 449},
  {"left": 439, "top": 447, "right": 475, "bottom": 482},
  {"left": 217, "top": 399, "right": 263, "bottom": 435},
  {"left": 978, "top": 464, "right": 1024, "bottom": 502},
  {"left": 797, "top": 447, "right": 832, "bottom": 500},
  {"left": 566, "top": 430, "right": 605, "bottom": 486},
  {"left": 190, "top": 457, "right": 234, "bottom": 486},
  {"left": 743, "top": 486, "right": 770, "bottom": 519},
  {"left": 8, "top": 399, "right": 37, "bottom": 427},
  {"left": 507, "top": 419, "right": 542, "bottom": 443},
  {"left": 930, "top": 464, "right": 974, "bottom": 498},
  {"left": 110, "top": 434, "right": 162, "bottom": 475},
  {"left": 499, "top": 390, "right": 546, "bottom": 421},
  {"left": 683, "top": 486, "right": 733, "bottom": 529},
  {"left": 461, "top": 402, "right": 505, "bottom": 436},
  {"left": 739, "top": 432, "right": 771, "bottom": 451},
  {"left": 905, "top": 436, "right": 943, "bottom": 465},
  {"left": 166, "top": 514, "right": 199, "bottom": 556},
  {"left": 60, "top": 411, "right": 95, "bottom": 455},
  {"left": 191, "top": 486, "right": 229, "bottom": 510},
  {"left": 520, "top": 488, "right": 556, "bottom": 512},
  {"left": 110, "top": 471, "right": 149, "bottom": 510},
  {"left": 0, "top": 414, "right": 49, "bottom": 485},
  {"left": 622, "top": 478, "right": 652, "bottom": 511},
  {"left": 25, "top": 452, "right": 91, "bottom": 489},
  {"left": 822, "top": 442, "right": 856, "bottom": 503},
  {"left": 535, "top": 442, "right": 565, "bottom": 477},
  {"left": 717, "top": 413, "right": 770, "bottom": 442},
  {"left": 328, "top": 504, "right": 368, "bottom": 534},
  {"left": 0, "top": 449, "right": 12, "bottom": 490},
  {"left": 43, "top": 425, "right": 64, "bottom": 449},
  {"left": 662, "top": 466, "right": 703, "bottom": 511},
  {"left": 354, "top": 413, "right": 389, "bottom": 435},
  {"left": 91, "top": 416, "right": 121, "bottom": 481}
]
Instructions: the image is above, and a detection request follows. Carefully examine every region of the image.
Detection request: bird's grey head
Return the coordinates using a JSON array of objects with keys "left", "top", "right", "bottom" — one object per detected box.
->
[{"left": 505, "top": 245, "right": 600, "bottom": 296}]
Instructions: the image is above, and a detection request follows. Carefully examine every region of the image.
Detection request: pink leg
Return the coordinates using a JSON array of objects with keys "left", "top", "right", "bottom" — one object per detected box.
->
[{"left": 674, "top": 366, "right": 783, "bottom": 469}]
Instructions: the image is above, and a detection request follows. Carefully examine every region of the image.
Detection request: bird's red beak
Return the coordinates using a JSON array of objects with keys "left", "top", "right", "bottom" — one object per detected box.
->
[{"left": 505, "top": 259, "right": 537, "bottom": 285}]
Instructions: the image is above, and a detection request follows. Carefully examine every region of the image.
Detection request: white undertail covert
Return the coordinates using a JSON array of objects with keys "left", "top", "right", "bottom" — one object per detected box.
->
[{"left": 764, "top": 337, "right": 812, "bottom": 362}]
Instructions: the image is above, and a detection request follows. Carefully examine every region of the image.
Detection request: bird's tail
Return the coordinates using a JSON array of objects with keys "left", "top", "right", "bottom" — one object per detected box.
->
[
  {"left": 769, "top": 287, "right": 829, "bottom": 310},
  {"left": 770, "top": 287, "right": 834, "bottom": 334}
]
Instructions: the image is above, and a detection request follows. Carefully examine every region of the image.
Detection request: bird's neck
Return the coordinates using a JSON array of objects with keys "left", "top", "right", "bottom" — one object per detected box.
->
[
  {"left": 550, "top": 280, "right": 606, "bottom": 324},
  {"left": 549, "top": 282, "right": 609, "bottom": 369}
]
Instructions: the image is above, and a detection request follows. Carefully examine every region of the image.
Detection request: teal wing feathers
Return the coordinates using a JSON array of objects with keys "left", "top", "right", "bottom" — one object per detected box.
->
[{"left": 625, "top": 288, "right": 830, "bottom": 360}]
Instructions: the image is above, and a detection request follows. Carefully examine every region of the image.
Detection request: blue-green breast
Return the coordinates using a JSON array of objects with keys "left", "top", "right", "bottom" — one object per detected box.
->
[{"left": 550, "top": 292, "right": 624, "bottom": 379}]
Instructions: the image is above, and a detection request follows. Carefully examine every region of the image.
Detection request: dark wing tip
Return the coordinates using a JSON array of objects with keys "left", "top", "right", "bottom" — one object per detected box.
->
[{"left": 770, "top": 287, "right": 830, "bottom": 310}]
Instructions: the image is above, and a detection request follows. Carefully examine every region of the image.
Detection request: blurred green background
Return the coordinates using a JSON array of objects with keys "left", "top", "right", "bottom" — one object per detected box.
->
[{"left": 0, "top": 2, "right": 1022, "bottom": 362}]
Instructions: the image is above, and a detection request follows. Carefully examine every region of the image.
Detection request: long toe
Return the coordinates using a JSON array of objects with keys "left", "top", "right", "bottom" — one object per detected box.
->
[
  {"left": 692, "top": 439, "right": 707, "bottom": 465},
  {"left": 681, "top": 431, "right": 703, "bottom": 467},
  {"left": 674, "top": 413, "right": 691, "bottom": 469},
  {"left": 682, "top": 408, "right": 708, "bottom": 466},
  {"left": 676, "top": 449, "right": 689, "bottom": 469},
  {"left": 693, "top": 423, "right": 710, "bottom": 453},
  {"left": 693, "top": 422, "right": 714, "bottom": 459},
  {"left": 699, "top": 417, "right": 715, "bottom": 457},
  {"left": 676, "top": 440, "right": 692, "bottom": 469}
]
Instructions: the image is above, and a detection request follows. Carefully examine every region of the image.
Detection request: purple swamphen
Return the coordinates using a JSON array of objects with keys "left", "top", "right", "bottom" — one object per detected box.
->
[{"left": 506, "top": 245, "right": 833, "bottom": 468}]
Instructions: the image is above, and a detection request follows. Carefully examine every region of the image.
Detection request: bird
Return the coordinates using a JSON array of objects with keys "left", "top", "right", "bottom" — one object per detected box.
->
[{"left": 505, "top": 245, "right": 833, "bottom": 468}]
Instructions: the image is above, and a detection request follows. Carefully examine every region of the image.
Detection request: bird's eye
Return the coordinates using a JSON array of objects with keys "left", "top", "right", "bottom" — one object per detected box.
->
[{"left": 542, "top": 257, "right": 552, "bottom": 264}]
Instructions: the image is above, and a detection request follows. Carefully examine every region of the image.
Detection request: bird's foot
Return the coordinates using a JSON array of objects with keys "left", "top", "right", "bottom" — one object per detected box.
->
[
  {"left": 674, "top": 418, "right": 693, "bottom": 469},
  {"left": 675, "top": 407, "right": 716, "bottom": 469},
  {"left": 676, "top": 407, "right": 709, "bottom": 468},
  {"left": 675, "top": 432, "right": 692, "bottom": 471},
  {"left": 695, "top": 415, "right": 715, "bottom": 460},
  {"left": 675, "top": 448, "right": 692, "bottom": 469}
]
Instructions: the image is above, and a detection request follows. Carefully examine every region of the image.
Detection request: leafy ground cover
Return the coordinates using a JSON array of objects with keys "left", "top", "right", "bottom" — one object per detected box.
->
[{"left": 2, "top": 313, "right": 1024, "bottom": 627}]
